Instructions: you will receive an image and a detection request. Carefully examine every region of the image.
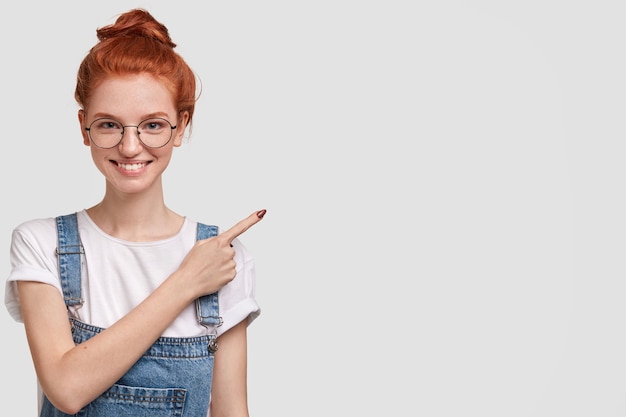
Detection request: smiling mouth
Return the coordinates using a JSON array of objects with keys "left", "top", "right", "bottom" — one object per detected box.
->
[{"left": 115, "top": 162, "right": 149, "bottom": 171}]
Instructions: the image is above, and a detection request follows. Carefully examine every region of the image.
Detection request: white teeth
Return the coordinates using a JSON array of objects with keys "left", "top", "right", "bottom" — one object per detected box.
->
[{"left": 118, "top": 162, "right": 146, "bottom": 171}]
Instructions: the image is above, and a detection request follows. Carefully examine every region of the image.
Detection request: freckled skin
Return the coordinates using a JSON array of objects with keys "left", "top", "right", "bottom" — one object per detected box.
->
[{"left": 78, "top": 74, "right": 187, "bottom": 198}]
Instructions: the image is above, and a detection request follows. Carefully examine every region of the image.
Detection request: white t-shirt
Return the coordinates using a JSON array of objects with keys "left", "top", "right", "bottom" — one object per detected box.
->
[{"left": 5, "top": 209, "right": 261, "bottom": 337}]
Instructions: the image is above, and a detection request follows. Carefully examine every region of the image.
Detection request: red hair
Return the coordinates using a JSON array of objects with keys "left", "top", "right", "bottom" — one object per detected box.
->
[{"left": 75, "top": 9, "right": 197, "bottom": 129}]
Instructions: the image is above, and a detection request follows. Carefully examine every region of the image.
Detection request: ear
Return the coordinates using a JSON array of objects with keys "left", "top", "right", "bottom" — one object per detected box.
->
[
  {"left": 173, "top": 111, "right": 189, "bottom": 147},
  {"left": 78, "top": 110, "right": 90, "bottom": 146}
]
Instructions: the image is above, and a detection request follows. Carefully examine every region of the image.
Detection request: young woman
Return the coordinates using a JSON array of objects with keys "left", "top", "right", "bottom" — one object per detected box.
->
[{"left": 4, "top": 8, "right": 264, "bottom": 417}]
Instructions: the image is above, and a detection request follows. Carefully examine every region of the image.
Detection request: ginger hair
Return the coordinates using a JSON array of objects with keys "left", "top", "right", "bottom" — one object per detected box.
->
[{"left": 75, "top": 9, "right": 197, "bottom": 131}]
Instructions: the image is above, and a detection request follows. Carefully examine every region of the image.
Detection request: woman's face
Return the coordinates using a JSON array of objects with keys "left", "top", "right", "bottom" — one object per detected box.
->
[{"left": 78, "top": 73, "right": 188, "bottom": 196}]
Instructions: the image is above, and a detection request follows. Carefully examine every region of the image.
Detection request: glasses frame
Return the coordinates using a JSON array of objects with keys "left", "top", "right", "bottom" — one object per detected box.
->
[{"left": 85, "top": 117, "right": 178, "bottom": 149}]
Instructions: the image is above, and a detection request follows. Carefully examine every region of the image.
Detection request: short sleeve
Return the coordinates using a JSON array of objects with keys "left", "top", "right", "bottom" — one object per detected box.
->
[
  {"left": 4, "top": 219, "right": 62, "bottom": 322},
  {"left": 216, "top": 237, "right": 261, "bottom": 336}
]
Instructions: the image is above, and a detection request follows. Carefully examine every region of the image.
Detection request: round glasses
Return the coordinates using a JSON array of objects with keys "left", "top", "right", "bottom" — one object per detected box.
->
[{"left": 85, "top": 118, "right": 178, "bottom": 149}]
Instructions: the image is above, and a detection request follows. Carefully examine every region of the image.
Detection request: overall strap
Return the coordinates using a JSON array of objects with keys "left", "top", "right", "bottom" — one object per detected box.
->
[
  {"left": 195, "top": 223, "right": 223, "bottom": 327},
  {"left": 55, "top": 213, "right": 84, "bottom": 307}
]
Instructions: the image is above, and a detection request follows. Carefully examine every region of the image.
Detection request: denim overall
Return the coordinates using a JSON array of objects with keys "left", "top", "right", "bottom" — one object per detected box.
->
[{"left": 40, "top": 213, "right": 221, "bottom": 417}]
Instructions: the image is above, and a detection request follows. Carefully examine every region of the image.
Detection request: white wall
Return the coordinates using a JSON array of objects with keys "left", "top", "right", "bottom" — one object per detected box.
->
[{"left": 1, "top": 1, "right": 621, "bottom": 415}]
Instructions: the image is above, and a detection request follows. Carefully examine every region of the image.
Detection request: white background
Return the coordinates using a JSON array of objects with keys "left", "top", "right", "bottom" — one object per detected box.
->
[{"left": 0, "top": 0, "right": 622, "bottom": 415}]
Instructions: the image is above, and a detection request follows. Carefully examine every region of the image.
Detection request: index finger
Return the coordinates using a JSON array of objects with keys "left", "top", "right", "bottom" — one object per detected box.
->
[{"left": 219, "top": 209, "right": 267, "bottom": 245}]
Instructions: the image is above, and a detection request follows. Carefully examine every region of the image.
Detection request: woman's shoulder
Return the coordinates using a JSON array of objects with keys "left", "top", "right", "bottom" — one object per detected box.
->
[
  {"left": 10, "top": 216, "right": 60, "bottom": 270},
  {"left": 12, "top": 211, "right": 88, "bottom": 249},
  {"left": 13, "top": 216, "right": 57, "bottom": 237}
]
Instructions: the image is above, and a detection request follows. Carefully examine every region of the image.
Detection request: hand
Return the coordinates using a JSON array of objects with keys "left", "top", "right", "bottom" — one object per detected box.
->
[{"left": 177, "top": 209, "right": 266, "bottom": 297}]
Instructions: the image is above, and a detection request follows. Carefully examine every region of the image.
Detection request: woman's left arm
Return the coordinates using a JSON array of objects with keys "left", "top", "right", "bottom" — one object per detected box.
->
[{"left": 210, "top": 319, "right": 251, "bottom": 417}]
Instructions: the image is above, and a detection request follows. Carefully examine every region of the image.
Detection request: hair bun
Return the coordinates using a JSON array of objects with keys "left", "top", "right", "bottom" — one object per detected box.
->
[{"left": 96, "top": 8, "right": 176, "bottom": 48}]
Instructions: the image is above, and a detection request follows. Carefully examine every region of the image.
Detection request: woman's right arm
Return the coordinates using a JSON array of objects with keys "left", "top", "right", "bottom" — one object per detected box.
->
[{"left": 19, "top": 264, "right": 203, "bottom": 414}]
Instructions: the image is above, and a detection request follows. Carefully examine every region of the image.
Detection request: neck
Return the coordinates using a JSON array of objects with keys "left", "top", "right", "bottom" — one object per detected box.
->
[{"left": 87, "top": 184, "right": 183, "bottom": 242}]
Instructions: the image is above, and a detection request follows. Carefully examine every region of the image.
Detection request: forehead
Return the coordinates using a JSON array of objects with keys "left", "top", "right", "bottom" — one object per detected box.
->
[{"left": 87, "top": 74, "right": 177, "bottom": 119}]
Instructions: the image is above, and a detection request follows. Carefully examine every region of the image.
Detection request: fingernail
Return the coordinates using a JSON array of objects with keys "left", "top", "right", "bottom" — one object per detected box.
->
[{"left": 257, "top": 209, "right": 267, "bottom": 219}]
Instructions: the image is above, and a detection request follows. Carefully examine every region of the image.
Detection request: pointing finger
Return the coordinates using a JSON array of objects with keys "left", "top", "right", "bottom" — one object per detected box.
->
[{"left": 219, "top": 209, "right": 266, "bottom": 245}]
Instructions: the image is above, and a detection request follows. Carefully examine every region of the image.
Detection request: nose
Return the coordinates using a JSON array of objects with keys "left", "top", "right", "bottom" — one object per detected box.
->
[{"left": 118, "top": 126, "right": 143, "bottom": 153}]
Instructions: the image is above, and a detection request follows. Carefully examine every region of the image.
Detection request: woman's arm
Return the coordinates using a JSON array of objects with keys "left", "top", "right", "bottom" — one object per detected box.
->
[
  {"left": 210, "top": 319, "right": 250, "bottom": 417},
  {"left": 18, "top": 272, "right": 199, "bottom": 414}
]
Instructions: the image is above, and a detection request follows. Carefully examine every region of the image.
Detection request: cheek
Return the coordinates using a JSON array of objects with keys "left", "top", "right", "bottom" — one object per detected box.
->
[
  {"left": 90, "top": 146, "right": 108, "bottom": 161},
  {"left": 89, "top": 148, "right": 110, "bottom": 175},
  {"left": 157, "top": 149, "right": 174, "bottom": 165},
  {"left": 149, "top": 146, "right": 175, "bottom": 168}
]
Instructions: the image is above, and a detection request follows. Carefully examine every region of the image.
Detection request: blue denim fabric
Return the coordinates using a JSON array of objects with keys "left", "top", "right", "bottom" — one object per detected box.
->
[
  {"left": 55, "top": 214, "right": 84, "bottom": 307},
  {"left": 40, "top": 320, "right": 215, "bottom": 416},
  {"left": 40, "top": 214, "right": 220, "bottom": 417}
]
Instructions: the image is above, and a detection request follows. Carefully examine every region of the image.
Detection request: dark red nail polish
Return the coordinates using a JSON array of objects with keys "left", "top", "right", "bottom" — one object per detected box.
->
[{"left": 257, "top": 209, "right": 266, "bottom": 219}]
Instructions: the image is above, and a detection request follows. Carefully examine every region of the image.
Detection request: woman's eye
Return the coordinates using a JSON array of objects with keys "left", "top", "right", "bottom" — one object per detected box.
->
[
  {"left": 141, "top": 119, "right": 168, "bottom": 132},
  {"left": 97, "top": 120, "right": 121, "bottom": 130}
]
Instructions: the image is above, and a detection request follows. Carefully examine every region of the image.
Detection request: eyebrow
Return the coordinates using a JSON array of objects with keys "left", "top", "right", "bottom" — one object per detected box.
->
[{"left": 90, "top": 112, "right": 173, "bottom": 121}]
